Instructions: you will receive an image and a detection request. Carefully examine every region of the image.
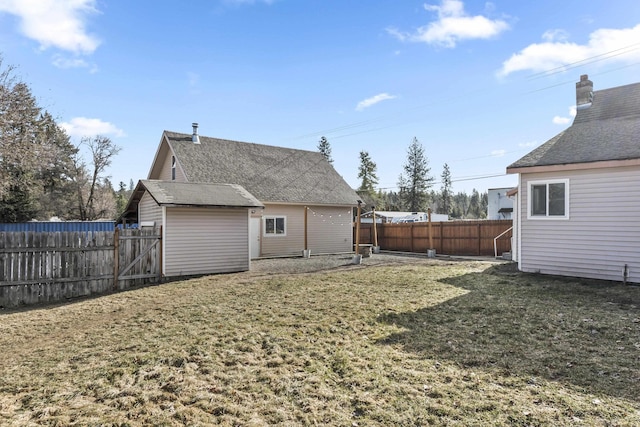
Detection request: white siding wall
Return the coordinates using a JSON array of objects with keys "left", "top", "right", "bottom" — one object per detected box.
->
[
  {"left": 155, "top": 144, "right": 187, "bottom": 182},
  {"left": 164, "top": 207, "right": 249, "bottom": 276},
  {"left": 138, "top": 192, "right": 163, "bottom": 226},
  {"left": 259, "top": 204, "right": 354, "bottom": 257},
  {"left": 260, "top": 204, "right": 304, "bottom": 257},
  {"left": 519, "top": 166, "right": 640, "bottom": 283},
  {"left": 307, "top": 205, "right": 353, "bottom": 254}
]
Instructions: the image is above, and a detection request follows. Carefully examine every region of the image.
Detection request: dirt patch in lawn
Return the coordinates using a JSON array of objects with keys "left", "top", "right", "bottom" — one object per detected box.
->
[{"left": 0, "top": 258, "right": 638, "bottom": 426}]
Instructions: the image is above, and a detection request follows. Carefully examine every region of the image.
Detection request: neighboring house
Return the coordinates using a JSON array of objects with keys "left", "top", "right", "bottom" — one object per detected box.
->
[
  {"left": 121, "top": 125, "right": 359, "bottom": 277},
  {"left": 360, "top": 211, "right": 449, "bottom": 223},
  {"left": 487, "top": 188, "right": 514, "bottom": 220},
  {"left": 506, "top": 75, "right": 640, "bottom": 283}
]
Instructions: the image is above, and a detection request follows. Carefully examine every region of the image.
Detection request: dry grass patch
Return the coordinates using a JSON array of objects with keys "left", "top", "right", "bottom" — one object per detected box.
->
[{"left": 0, "top": 259, "right": 638, "bottom": 426}]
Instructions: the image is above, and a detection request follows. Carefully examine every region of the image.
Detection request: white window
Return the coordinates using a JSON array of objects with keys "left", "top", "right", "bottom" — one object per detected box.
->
[
  {"left": 528, "top": 179, "right": 569, "bottom": 219},
  {"left": 264, "top": 216, "right": 286, "bottom": 236}
]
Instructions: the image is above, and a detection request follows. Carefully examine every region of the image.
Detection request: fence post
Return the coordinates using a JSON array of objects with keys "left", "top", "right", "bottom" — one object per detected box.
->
[
  {"left": 410, "top": 224, "right": 414, "bottom": 252},
  {"left": 113, "top": 227, "right": 120, "bottom": 290},
  {"left": 477, "top": 223, "right": 481, "bottom": 256}
]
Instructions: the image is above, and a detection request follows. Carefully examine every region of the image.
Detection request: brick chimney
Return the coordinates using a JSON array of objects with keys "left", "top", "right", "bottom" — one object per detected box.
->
[
  {"left": 192, "top": 122, "right": 200, "bottom": 144},
  {"left": 576, "top": 74, "right": 593, "bottom": 109}
]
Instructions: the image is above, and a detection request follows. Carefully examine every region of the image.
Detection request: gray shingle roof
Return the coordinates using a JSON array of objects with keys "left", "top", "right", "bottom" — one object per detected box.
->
[
  {"left": 164, "top": 131, "right": 359, "bottom": 206},
  {"left": 508, "top": 81, "right": 640, "bottom": 170},
  {"left": 140, "top": 180, "right": 264, "bottom": 208}
]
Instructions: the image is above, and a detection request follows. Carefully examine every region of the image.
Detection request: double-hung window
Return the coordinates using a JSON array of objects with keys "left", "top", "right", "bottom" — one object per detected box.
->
[
  {"left": 264, "top": 216, "right": 286, "bottom": 236},
  {"left": 528, "top": 179, "right": 569, "bottom": 219}
]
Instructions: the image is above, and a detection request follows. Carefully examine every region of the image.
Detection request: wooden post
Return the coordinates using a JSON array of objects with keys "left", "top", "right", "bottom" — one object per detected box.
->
[
  {"left": 355, "top": 201, "right": 362, "bottom": 254},
  {"left": 428, "top": 208, "right": 434, "bottom": 250},
  {"left": 410, "top": 224, "right": 414, "bottom": 252},
  {"left": 304, "top": 206, "right": 308, "bottom": 250},
  {"left": 113, "top": 227, "right": 120, "bottom": 290},
  {"left": 477, "top": 223, "right": 481, "bottom": 256},
  {"left": 158, "top": 225, "right": 163, "bottom": 281},
  {"left": 372, "top": 206, "right": 378, "bottom": 247}
]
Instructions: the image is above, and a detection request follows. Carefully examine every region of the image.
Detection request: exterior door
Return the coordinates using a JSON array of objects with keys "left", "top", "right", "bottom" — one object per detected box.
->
[{"left": 250, "top": 217, "right": 261, "bottom": 259}]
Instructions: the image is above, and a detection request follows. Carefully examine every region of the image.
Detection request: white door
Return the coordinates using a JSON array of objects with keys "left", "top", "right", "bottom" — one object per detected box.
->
[{"left": 250, "top": 217, "right": 261, "bottom": 259}]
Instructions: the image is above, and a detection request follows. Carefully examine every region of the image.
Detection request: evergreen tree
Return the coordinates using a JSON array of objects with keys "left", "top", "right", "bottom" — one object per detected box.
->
[
  {"left": 469, "top": 189, "right": 481, "bottom": 218},
  {"left": 115, "top": 180, "right": 135, "bottom": 218},
  {"left": 439, "top": 163, "right": 453, "bottom": 215},
  {"left": 357, "top": 150, "right": 378, "bottom": 196},
  {"left": 317, "top": 136, "right": 333, "bottom": 164},
  {"left": 0, "top": 56, "right": 78, "bottom": 221},
  {"left": 397, "top": 137, "right": 434, "bottom": 212}
]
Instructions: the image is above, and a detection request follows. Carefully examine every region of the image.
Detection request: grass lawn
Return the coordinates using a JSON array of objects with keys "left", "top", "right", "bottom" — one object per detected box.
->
[{"left": 0, "top": 259, "right": 639, "bottom": 426}]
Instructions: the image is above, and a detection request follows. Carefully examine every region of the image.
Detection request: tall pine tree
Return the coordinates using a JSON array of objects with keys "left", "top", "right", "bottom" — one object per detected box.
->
[
  {"left": 439, "top": 163, "right": 452, "bottom": 215},
  {"left": 317, "top": 136, "right": 333, "bottom": 164},
  {"left": 397, "top": 137, "right": 434, "bottom": 212},
  {"left": 357, "top": 150, "right": 378, "bottom": 196}
]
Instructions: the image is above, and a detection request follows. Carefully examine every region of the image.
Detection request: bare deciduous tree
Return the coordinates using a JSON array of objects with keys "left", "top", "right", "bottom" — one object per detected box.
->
[{"left": 73, "top": 135, "right": 121, "bottom": 220}]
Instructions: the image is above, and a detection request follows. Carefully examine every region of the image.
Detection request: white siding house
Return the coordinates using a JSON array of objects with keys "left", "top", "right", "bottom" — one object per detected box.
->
[
  {"left": 507, "top": 75, "right": 640, "bottom": 283},
  {"left": 120, "top": 124, "right": 360, "bottom": 271},
  {"left": 487, "top": 188, "right": 514, "bottom": 220}
]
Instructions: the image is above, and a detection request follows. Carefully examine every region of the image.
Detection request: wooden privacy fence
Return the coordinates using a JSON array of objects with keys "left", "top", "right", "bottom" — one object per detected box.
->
[
  {"left": 0, "top": 228, "right": 161, "bottom": 308},
  {"left": 356, "top": 220, "right": 513, "bottom": 257}
]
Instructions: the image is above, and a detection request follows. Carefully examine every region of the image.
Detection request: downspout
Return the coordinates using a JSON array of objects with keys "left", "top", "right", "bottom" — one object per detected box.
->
[
  {"left": 517, "top": 175, "right": 522, "bottom": 270},
  {"left": 162, "top": 206, "right": 167, "bottom": 277}
]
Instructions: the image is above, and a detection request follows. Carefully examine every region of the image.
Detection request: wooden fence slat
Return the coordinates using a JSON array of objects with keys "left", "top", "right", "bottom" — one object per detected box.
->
[
  {"left": 356, "top": 220, "right": 512, "bottom": 256},
  {"left": 0, "top": 229, "right": 161, "bottom": 308}
]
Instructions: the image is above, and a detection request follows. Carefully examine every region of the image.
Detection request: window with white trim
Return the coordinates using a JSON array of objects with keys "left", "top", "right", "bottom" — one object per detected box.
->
[
  {"left": 264, "top": 216, "right": 286, "bottom": 236},
  {"left": 528, "top": 179, "right": 569, "bottom": 219},
  {"left": 171, "top": 156, "right": 176, "bottom": 181}
]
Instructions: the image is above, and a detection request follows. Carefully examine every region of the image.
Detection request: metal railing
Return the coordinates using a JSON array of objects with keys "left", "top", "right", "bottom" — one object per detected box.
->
[{"left": 494, "top": 226, "right": 513, "bottom": 258}]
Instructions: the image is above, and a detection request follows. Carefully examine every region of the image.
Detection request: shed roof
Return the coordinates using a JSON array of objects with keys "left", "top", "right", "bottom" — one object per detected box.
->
[
  {"left": 118, "top": 180, "right": 263, "bottom": 223},
  {"left": 508, "top": 81, "right": 640, "bottom": 171},
  {"left": 163, "top": 131, "right": 359, "bottom": 206},
  {"left": 141, "top": 180, "right": 263, "bottom": 208}
]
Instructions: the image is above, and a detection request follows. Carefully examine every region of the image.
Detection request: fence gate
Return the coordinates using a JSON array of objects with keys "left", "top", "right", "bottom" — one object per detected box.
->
[{"left": 114, "top": 227, "right": 162, "bottom": 290}]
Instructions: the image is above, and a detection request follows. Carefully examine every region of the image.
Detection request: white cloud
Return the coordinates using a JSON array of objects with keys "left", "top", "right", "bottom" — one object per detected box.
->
[
  {"left": 387, "top": 0, "right": 509, "bottom": 48},
  {"left": 491, "top": 149, "right": 506, "bottom": 157},
  {"left": 0, "top": 0, "right": 100, "bottom": 54},
  {"left": 60, "top": 117, "right": 125, "bottom": 138},
  {"left": 519, "top": 141, "right": 538, "bottom": 148},
  {"left": 552, "top": 105, "right": 577, "bottom": 125},
  {"left": 355, "top": 93, "right": 396, "bottom": 111},
  {"left": 498, "top": 23, "right": 640, "bottom": 77},
  {"left": 52, "top": 54, "right": 98, "bottom": 72},
  {"left": 542, "top": 29, "right": 569, "bottom": 43}
]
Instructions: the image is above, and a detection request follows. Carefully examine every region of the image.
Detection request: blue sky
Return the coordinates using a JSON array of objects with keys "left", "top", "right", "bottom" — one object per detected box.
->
[{"left": 1, "top": 0, "right": 639, "bottom": 195}]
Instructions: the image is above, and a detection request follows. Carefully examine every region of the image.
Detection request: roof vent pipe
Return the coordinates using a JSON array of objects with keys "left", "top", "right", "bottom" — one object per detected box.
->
[{"left": 192, "top": 122, "right": 200, "bottom": 144}]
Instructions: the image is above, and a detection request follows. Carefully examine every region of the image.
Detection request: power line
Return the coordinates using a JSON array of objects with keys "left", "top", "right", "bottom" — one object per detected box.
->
[
  {"left": 376, "top": 172, "right": 509, "bottom": 191},
  {"left": 527, "top": 43, "right": 640, "bottom": 80},
  {"left": 287, "top": 47, "right": 640, "bottom": 143}
]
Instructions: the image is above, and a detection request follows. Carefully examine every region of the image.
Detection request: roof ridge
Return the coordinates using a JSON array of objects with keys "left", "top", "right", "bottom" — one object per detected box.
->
[{"left": 164, "top": 130, "right": 321, "bottom": 156}]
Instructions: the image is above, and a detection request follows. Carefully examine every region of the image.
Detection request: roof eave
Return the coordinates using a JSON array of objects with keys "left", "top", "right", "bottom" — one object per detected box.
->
[
  {"left": 159, "top": 203, "right": 264, "bottom": 209},
  {"left": 507, "top": 157, "right": 640, "bottom": 174}
]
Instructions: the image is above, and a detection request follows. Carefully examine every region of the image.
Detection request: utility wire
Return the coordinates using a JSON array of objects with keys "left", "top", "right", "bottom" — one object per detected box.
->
[{"left": 289, "top": 47, "right": 640, "bottom": 143}]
